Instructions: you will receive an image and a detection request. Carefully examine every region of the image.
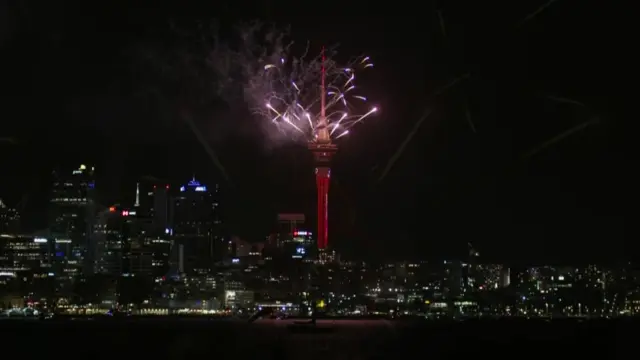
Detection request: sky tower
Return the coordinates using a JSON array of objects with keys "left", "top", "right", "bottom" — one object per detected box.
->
[{"left": 308, "top": 46, "right": 336, "bottom": 252}]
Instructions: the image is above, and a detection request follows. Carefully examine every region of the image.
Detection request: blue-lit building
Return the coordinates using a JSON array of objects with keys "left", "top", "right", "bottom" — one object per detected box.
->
[
  {"left": 288, "top": 230, "right": 314, "bottom": 260},
  {"left": 172, "top": 177, "right": 221, "bottom": 274}
]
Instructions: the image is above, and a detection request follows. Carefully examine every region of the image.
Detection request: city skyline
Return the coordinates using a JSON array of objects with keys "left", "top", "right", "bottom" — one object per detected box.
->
[
  {"left": 0, "top": 3, "right": 631, "bottom": 357},
  {"left": 0, "top": 147, "right": 627, "bottom": 265},
  {"left": 1, "top": 2, "right": 626, "bottom": 264}
]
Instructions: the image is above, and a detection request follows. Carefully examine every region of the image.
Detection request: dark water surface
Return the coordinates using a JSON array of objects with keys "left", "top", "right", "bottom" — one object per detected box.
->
[{"left": 2, "top": 317, "right": 629, "bottom": 359}]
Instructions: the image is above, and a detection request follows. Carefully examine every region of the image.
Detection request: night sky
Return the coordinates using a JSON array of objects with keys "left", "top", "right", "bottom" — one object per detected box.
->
[{"left": 0, "top": 1, "right": 626, "bottom": 264}]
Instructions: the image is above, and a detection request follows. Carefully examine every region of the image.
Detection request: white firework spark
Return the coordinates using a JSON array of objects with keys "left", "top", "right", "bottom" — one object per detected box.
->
[
  {"left": 206, "top": 23, "right": 377, "bottom": 142},
  {"left": 245, "top": 47, "right": 378, "bottom": 142}
]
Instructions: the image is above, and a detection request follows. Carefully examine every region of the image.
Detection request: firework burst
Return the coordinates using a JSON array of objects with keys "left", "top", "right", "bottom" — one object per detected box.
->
[{"left": 246, "top": 47, "right": 378, "bottom": 142}]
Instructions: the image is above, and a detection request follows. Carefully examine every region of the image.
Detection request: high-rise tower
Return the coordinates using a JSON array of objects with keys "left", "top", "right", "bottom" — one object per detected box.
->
[
  {"left": 308, "top": 46, "right": 336, "bottom": 251},
  {"left": 172, "top": 176, "right": 220, "bottom": 274},
  {"left": 49, "top": 164, "right": 96, "bottom": 292}
]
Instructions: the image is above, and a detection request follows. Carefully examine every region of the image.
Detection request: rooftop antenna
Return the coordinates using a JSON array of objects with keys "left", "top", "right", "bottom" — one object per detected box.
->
[{"left": 134, "top": 183, "right": 140, "bottom": 207}]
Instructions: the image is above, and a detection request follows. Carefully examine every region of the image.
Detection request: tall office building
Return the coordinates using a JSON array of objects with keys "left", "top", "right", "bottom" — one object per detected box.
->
[
  {"left": 91, "top": 205, "right": 153, "bottom": 277},
  {"left": 133, "top": 180, "right": 172, "bottom": 277},
  {"left": 135, "top": 180, "right": 170, "bottom": 235},
  {"left": 172, "top": 177, "right": 220, "bottom": 274},
  {"left": 49, "top": 164, "right": 96, "bottom": 277},
  {"left": 152, "top": 185, "right": 170, "bottom": 233},
  {"left": 92, "top": 207, "right": 125, "bottom": 276}
]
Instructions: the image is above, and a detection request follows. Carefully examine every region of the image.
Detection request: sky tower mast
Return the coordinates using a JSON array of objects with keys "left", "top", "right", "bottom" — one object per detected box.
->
[{"left": 309, "top": 46, "right": 337, "bottom": 253}]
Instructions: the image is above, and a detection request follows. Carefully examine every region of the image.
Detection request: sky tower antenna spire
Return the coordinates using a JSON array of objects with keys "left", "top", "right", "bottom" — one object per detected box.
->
[
  {"left": 321, "top": 45, "right": 326, "bottom": 121},
  {"left": 316, "top": 46, "right": 330, "bottom": 143}
]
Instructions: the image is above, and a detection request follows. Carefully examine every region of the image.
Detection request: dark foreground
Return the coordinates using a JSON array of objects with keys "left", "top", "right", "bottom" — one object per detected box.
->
[{"left": 2, "top": 317, "right": 631, "bottom": 359}]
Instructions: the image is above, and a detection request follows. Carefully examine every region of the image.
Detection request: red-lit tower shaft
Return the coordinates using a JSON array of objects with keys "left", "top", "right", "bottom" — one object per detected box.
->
[
  {"left": 316, "top": 168, "right": 329, "bottom": 250},
  {"left": 312, "top": 151, "right": 335, "bottom": 250}
]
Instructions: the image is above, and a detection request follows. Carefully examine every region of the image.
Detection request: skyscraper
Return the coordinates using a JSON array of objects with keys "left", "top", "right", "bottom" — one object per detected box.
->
[
  {"left": 92, "top": 206, "right": 126, "bottom": 276},
  {"left": 152, "top": 185, "right": 170, "bottom": 233},
  {"left": 133, "top": 180, "right": 172, "bottom": 277},
  {"left": 135, "top": 180, "right": 170, "bottom": 235},
  {"left": 49, "top": 164, "right": 96, "bottom": 278},
  {"left": 172, "top": 176, "right": 220, "bottom": 274}
]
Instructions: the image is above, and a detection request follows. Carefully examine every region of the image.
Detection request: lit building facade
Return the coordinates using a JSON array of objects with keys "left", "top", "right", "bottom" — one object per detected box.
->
[
  {"left": 92, "top": 207, "right": 125, "bottom": 276},
  {"left": 0, "top": 199, "right": 20, "bottom": 234},
  {"left": 0, "top": 235, "right": 54, "bottom": 302},
  {"left": 135, "top": 181, "right": 170, "bottom": 235},
  {"left": 49, "top": 164, "right": 96, "bottom": 276},
  {"left": 132, "top": 179, "right": 172, "bottom": 278},
  {"left": 91, "top": 206, "right": 155, "bottom": 277},
  {"left": 172, "top": 177, "right": 220, "bottom": 274}
]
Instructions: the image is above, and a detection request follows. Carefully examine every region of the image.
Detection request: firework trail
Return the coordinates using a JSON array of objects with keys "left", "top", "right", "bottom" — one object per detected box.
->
[
  {"left": 377, "top": 74, "right": 469, "bottom": 183},
  {"left": 377, "top": 0, "right": 566, "bottom": 183},
  {"left": 517, "top": 0, "right": 561, "bottom": 27},
  {"left": 522, "top": 118, "right": 599, "bottom": 159},
  {"left": 181, "top": 111, "right": 233, "bottom": 185},
  {"left": 522, "top": 96, "right": 600, "bottom": 159},
  {"left": 244, "top": 48, "right": 378, "bottom": 142}
]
